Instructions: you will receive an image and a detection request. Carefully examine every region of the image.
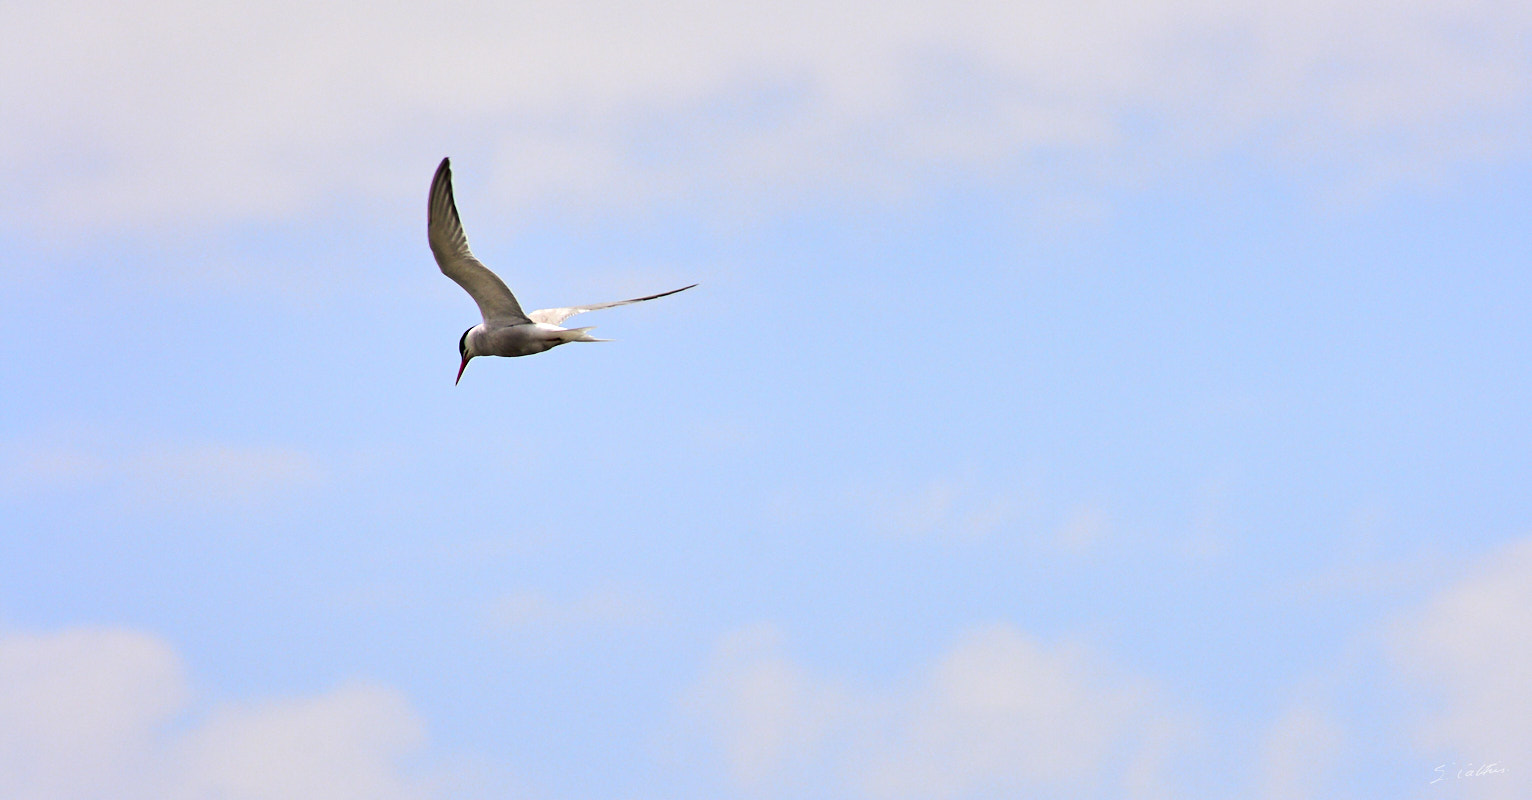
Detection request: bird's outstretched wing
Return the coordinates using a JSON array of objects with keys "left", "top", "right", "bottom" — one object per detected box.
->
[
  {"left": 529, "top": 284, "right": 698, "bottom": 325},
  {"left": 428, "top": 158, "right": 531, "bottom": 325}
]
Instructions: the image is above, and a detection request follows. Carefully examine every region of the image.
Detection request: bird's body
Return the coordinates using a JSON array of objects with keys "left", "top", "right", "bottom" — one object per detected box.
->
[
  {"left": 428, "top": 157, "right": 695, "bottom": 382},
  {"left": 461, "top": 321, "right": 603, "bottom": 359}
]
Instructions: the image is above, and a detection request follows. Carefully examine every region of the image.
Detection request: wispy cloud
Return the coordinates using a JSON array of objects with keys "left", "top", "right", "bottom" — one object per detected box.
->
[
  {"left": 1055, "top": 505, "right": 1112, "bottom": 554},
  {"left": 1258, "top": 703, "right": 1341, "bottom": 800},
  {"left": 868, "top": 473, "right": 1134, "bottom": 558},
  {"left": 481, "top": 584, "right": 658, "bottom": 639},
  {"left": 0, "top": 430, "right": 324, "bottom": 510},
  {"left": 3, "top": 0, "right": 1527, "bottom": 232},
  {"left": 870, "top": 474, "right": 1040, "bottom": 540}
]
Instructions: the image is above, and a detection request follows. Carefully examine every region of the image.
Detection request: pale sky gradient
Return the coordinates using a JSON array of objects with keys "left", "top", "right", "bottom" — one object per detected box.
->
[{"left": 2, "top": 0, "right": 1530, "bottom": 798}]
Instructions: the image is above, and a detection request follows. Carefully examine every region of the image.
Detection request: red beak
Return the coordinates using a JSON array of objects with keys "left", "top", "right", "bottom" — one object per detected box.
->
[{"left": 455, "top": 356, "right": 470, "bottom": 385}]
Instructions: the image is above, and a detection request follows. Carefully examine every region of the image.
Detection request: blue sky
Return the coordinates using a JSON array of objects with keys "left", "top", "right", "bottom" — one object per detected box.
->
[{"left": 2, "top": 1, "right": 1530, "bottom": 798}]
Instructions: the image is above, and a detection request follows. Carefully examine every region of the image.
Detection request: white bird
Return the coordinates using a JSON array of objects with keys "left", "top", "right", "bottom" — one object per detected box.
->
[{"left": 429, "top": 157, "right": 696, "bottom": 384}]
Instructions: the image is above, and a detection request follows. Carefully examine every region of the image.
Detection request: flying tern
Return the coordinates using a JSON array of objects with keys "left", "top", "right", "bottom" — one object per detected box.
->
[{"left": 429, "top": 157, "right": 696, "bottom": 384}]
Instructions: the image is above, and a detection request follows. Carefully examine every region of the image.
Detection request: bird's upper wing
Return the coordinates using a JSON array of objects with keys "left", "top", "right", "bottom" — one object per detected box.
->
[
  {"left": 428, "top": 158, "right": 531, "bottom": 325},
  {"left": 528, "top": 283, "right": 699, "bottom": 325}
]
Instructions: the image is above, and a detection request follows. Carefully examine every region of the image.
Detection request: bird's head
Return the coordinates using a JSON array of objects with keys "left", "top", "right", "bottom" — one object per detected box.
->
[{"left": 456, "top": 327, "right": 476, "bottom": 385}]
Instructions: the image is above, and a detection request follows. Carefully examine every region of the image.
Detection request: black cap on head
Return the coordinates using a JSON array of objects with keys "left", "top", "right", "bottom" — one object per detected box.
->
[{"left": 458, "top": 327, "right": 472, "bottom": 359}]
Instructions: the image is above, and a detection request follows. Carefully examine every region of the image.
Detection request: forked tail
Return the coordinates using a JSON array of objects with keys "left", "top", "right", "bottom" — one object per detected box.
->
[{"left": 559, "top": 326, "right": 611, "bottom": 343}]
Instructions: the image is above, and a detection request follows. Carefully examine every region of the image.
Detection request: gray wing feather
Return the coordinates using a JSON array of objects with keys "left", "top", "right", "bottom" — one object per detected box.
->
[
  {"left": 529, "top": 284, "right": 698, "bottom": 325},
  {"left": 428, "top": 158, "right": 531, "bottom": 325}
]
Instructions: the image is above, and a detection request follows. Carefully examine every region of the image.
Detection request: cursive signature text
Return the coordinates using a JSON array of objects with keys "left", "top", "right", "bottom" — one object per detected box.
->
[{"left": 1431, "top": 762, "right": 1508, "bottom": 784}]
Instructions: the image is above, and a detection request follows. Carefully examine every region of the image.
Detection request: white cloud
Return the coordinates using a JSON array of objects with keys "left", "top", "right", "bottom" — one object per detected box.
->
[
  {"left": 681, "top": 624, "right": 853, "bottom": 791},
  {"left": 863, "top": 625, "right": 1180, "bottom": 800},
  {"left": 681, "top": 622, "right": 1190, "bottom": 798},
  {"left": 2, "top": 0, "right": 1527, "bottom": 232},
  {"left": 1391, "top": 536, "right": 1532, "bottom": 799},
  {"left": 0, "top": 627, "right": 428, "bottom": 800},
  {"left": 169, "top": 686, "right": 426, "bottom": 800},
  {"left": 0, "top": 629, "right": 185, "bottom": 800}
]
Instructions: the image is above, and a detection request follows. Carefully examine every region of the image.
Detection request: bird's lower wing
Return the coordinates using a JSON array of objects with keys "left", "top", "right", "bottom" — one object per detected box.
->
[{"left": 529, "top": 283, "right": 698, "bottom": 325}]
